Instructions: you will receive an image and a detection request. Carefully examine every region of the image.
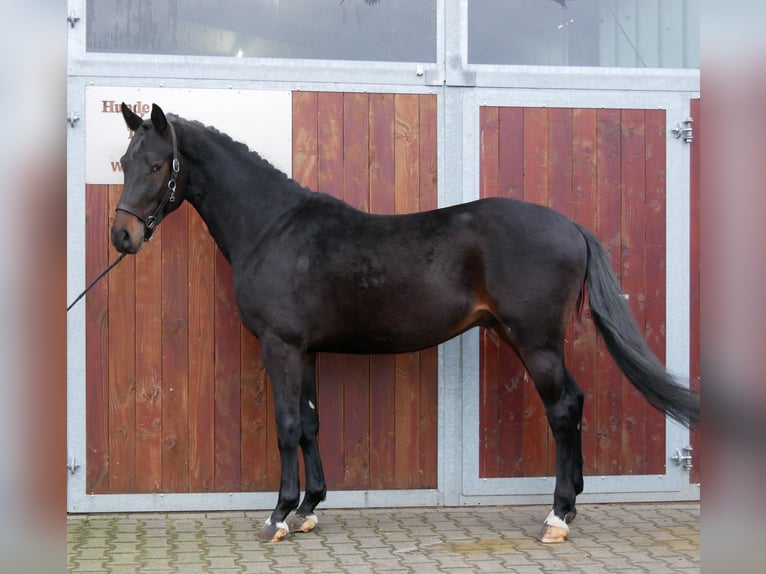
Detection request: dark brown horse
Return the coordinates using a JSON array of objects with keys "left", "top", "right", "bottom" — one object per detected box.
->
[{"left": 112, "top": 103, "right": 699, "bottom": 543}]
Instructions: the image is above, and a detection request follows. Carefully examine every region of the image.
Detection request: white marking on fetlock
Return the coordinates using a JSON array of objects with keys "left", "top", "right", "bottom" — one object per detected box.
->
[
  {"left": 303, "top": 514, "right": 318, "bottom": 525},
  {"left": 308, "top": 400, "right": 315, "bottom": 410},
  {"left": 544, "top": 509, "right": 570, "bottom": 533},
  {"left": 264, "top": 517, "right": 272, "bottom": 527},
  {"left": 276, "top": 521, "right": 289, "bottom": 533}
]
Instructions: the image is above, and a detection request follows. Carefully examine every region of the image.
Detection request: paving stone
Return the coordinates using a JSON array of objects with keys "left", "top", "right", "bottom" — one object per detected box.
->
[
  {"left": 66, "top": 502, "right": 699, "bottom": 573},
  {"left": 238, "top": 561, "right": 276, "bottom": 573},
  {"left": 71, "top": 559, "right": 107, "bottom": 571}
]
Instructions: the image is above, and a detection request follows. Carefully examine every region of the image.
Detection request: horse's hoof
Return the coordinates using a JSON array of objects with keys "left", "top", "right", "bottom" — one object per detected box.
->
[
  {"left": 538, "top": 523, "right": 569, "bottom": 543},
  {"left": 257, "top": 519, "right": 289, "bottom": 542},
  {"left": 289, "top": 513, "right": 318, "bottom": 533},
  {"left": 537, "top": 509, "right": 570, "bottom": 544}
]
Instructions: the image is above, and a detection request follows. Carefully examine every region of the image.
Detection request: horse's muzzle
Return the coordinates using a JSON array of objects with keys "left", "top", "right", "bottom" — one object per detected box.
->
[{"left": 111, "top": 212, "right": 144, "bottom": 254}]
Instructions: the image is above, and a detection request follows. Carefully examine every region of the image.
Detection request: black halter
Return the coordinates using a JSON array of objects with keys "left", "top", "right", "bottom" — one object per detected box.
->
[{"left": 116, "top": 120, "right": 181, "bottom": 241}]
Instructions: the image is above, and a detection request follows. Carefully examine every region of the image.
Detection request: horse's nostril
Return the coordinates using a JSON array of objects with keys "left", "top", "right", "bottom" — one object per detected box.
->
[{"left": 112, "top": 227, "right": 134, "bottom": 252}]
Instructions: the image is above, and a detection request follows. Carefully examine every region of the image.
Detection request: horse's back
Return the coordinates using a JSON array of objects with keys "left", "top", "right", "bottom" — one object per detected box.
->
[{"left": 234, "top": 193, "right": 587, "bottom": 353}]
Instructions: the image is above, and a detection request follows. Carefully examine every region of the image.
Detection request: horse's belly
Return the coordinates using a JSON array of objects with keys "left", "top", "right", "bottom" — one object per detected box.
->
[{"left": 308, "top": 296, "right": 491, "bottom": 354}]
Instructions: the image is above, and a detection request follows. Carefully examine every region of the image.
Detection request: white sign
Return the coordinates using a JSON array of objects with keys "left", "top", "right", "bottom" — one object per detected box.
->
[{"left": 85, "top": 86, "right": 292, "bottom": 184}]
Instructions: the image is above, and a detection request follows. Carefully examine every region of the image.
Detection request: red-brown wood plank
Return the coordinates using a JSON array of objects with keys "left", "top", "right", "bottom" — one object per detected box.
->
[
  {"left": 107, "top": 184, "right": 137, "bottom": 492},
  {"left": 418, "top": 94, "right": 439, "bottom": 488},
  {"left": 394, "top": 93, "right": 422, "bottom": 487},
  {"left": 316, "top": 92, "right": 346, "bottom": 490},
  {"left": 548, "top": 107, "right": 574, "bottom": 476},
  {"left": 480, "top": 328, "right": 501, "bottom": 478},
  {"left": 316, "top": 354, "right": 344, "bottom": 491},
  {"left": 369, "top": 353, "right": 396, "bottom": 489},
  {"left": 644, "top": 108, "right": 668, "bottom": 475},
  {"left": 85, "top": 184, "right": 110, "bottom": 493},
  {"left": 368, "top": 93, "right": 397, "bottom": 489},
  {"left": 479, "top": 107, "right": 500, "bottom": 477},
  {"left": 161, "top": 202, "right": 190, "bottom": 492},
  {"left": 595, "top": 109, "right": 623, "bottom": 475},
  {"left": 134, "top": 223, "right": 163, "bottom": 492},
  {"left": 293, "top": 91, "right": 319, "bottom": 191},
  {"left": 419, "top": 94, "right": 438, "bottom": 212},
  {"left": 369, "top": 93, "right": 396, "bottom": 215},
  {"left": 498, "top": 107, "right": 525, "bottom": 201},
  {"left": 247, "top": 92, "right": 318, "bottom": 493},
  {"left": 342, "top": 92, "right": 371, "bottom": 489},
  {"left": 394, "top": 351, "right": 421, "bottom": 488},
  {"left": 213, "top": 248, "right": 241, "bottom": 491},
  {"left": 619, "top": 109, "right": 647, "bottom": 474},
  {"left": 497, "top": 107, "right": 526, "bottom": 477},
  {"left": 343, "top": 92, "right": 370, "bottom": 211},
  {"left": 571, "top": 108, "right": 600, "bottom": 476},
  {"left": 394, "top": 94, "right": 421, "bottom": 214},
  {"left": 521, "top": 107, "right": 550, "bottom": 476},
  {"left": 240, "top": 328, "right": 272, "bottom": 490},
  {"left": 480, "top": 107, "right": 499, "bottom": 200},
  {"left": 548, "top": 108, "right": 574, "bottom": 217},
  {"left": 419, "top": 346, "right": 439, "bottom": 488},
  {"left": 688, "top": 99, "right": 701, "bottom": 484},
  {"left": 265, "top": 361, "right": 281, "bottom": 490},
  {"left": 290, "top": 89, "right": 321, "bottom": 492},
  {"left": 187, "top": 210, "right": 215, "bottom": 491}
]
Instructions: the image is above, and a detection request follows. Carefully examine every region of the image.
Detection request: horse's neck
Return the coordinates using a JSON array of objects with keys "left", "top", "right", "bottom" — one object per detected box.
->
[{"left": 178, "top": 123, "right": 303, "bottom": 263}]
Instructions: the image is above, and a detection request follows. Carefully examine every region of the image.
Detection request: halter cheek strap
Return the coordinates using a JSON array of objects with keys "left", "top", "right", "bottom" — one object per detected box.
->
[{"left": 116, "top": 119, "right": 181, "bottom": 241}]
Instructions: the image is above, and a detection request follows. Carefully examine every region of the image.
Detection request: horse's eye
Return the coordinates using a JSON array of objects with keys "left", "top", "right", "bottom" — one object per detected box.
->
[{"left": 151, "top": 162, "right": 163, "bottom": 173}]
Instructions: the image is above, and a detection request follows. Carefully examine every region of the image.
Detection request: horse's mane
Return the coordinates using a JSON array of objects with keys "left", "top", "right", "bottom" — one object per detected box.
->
[{"left": 169, "top": 114, "right": 290, "bottom": 182}]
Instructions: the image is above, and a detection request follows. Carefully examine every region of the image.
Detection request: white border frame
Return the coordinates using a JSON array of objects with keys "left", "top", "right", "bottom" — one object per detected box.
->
[{"left": 68, "top": 0, "right": 700, "bottom": 513}]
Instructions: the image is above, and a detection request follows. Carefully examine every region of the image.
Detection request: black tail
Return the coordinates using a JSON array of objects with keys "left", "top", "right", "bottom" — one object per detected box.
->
[{"left": 576, "top": 224, "right": 700, "bottom": 428}]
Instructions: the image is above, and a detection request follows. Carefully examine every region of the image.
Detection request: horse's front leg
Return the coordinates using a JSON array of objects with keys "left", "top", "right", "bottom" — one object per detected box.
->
[
  {"left": 257, "top": 336, "right": 304, "bottom": 542},
  {"left": 289, "top": 352, "right": 326, "bottom": 534}
]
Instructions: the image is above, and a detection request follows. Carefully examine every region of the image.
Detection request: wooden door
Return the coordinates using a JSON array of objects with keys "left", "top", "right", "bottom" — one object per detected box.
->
[
  {"left": 689, "top": 98, "right": 700, "bottom": 484},
  {"left": 477, "top": 106, "right": 667, "bottom": 478},
  {"left": 84, "top": 91, "right": 438, "bottom": 494}
]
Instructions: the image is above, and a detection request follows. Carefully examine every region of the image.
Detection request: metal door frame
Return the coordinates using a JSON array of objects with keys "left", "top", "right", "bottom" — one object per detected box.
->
[
  {"left": 66, "top": 0, "right": 448, "bottom": 513},
  {"left": 449, "top": 86, "right": 699, "bottom": 505}
]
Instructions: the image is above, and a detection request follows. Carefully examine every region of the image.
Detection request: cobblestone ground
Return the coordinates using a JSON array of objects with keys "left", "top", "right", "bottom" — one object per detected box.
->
[{"left": 67, "top": 503, "right": 699, "bottom": 573}]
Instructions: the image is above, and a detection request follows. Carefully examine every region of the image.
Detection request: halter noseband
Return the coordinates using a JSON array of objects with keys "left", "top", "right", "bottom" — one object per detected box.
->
[{"left": 116, "top": 119, "right": 181, "bottom": 241}]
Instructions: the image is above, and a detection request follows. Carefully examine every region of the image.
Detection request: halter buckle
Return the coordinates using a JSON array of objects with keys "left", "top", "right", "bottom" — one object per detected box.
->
[{"left": 172, "top": 158, "right": 180, "bottom": 174}]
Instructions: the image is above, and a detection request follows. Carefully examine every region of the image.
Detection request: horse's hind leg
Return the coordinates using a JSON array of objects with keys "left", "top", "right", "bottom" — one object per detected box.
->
[
  {"left": 289, "top": 353, "right": 326, "bottom": 534},
  {"left": 518, "top": 346, "right": 584, "bottom": 543}
]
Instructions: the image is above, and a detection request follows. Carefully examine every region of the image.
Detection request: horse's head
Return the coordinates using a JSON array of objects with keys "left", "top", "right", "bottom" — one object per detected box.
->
[{"left": 111, "top": 103, "right": 185, "bottom": 254}]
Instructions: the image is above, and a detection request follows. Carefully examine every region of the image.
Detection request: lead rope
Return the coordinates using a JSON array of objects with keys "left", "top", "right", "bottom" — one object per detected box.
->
[{"left": 66, "top": 253, "right": 127, "bottom": 312}]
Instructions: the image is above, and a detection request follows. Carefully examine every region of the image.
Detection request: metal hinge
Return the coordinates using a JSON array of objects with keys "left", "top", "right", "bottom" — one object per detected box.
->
[
  {"left": 671, "top": 117, "right": 693, "bottom": 143},
  {"left": 67, "top": 113, "right": 80, "bottom": 128},
  {"left": 67, "top": 457, "right": 81, "bottom": 475},
  {"left": 670, "top": 445, "right": 693, "bottom": 470},
  {"left": 67, "top": 11, "right": 80, "bottom": 28}
]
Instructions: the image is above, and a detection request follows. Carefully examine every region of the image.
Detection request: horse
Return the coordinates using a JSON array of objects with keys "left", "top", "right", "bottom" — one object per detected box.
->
[{"left": 112, "top": 103, "right": 700, "bottom": 544}]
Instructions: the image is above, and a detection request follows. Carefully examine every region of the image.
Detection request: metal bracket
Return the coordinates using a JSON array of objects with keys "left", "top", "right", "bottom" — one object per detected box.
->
[
  {"left": 67, "top": 11, "right": 80, "bottom": 28},
  {"left": 671, "top": 117, "right": 693, "bottom": 143},
  {"left": 670, "top": 445, "right": 693, "bottom": 470},
  {"left": 67, "top": 457, "right": 81, "bottom": 475},
  {"left": 67, "top": 113, "right": 80, "bottom": 128}
]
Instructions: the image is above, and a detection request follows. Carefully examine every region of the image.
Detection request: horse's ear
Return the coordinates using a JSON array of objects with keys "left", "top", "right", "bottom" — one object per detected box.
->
[
  {"left": 150, "top": 103, "right": 169, "bottom": 134},
  {"left": 121, "top": 103, "right": 144, "bottom": 132}
]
